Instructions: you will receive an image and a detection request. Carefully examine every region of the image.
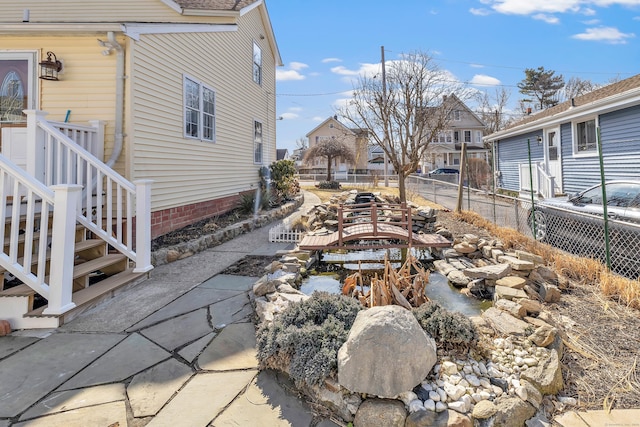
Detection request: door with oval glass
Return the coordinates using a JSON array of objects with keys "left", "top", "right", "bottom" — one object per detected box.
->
[{"left": 545, "top": 128, "right": 562, "bottom": 195}]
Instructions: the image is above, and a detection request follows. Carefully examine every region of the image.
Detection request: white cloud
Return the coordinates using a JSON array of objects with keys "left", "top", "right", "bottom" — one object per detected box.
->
[
  {"left": 470, "top": 7, "right": 491, "bottom": 15},
  {"left": 322, "top": 58, "right": 342, "bottom": 63},
  {"left": 572, "top": 26, "right": 635, "bottom": 43},
  {"left": 289, "top": 62, "right": 308, "bottom": 71},
  {"left": 280, "top": 112, "right": 299, "bottom": 120},
  {"left": 583, "top": 18, "right": 601, "bottom": 24},
  {"left": 470, "top": 74, "right": 502, "bottom": 86},
  {"left": 330, "top": 65, "right": 362, "bottom": 76},
  {"left": 533, "top": 13, "right": 560, "bottom": 23},
  {"left": 312, "top": 116, "right": 324, "bottom": 122},
  {"left": 276, "top": 69, "right": 305, "bottom": 81},
  {"left": 484, "top": 0, "right": 640, "bottom": 17}
]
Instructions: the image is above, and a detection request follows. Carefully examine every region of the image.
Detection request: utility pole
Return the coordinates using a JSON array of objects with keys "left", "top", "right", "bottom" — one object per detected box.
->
[{"left": 381, "top": 45, "right": 389, "bottom": 187}]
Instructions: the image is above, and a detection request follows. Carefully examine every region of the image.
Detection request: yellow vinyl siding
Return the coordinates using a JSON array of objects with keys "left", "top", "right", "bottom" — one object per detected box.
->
[
  {"left": 129, "top": 6, "right": 277, "bottom": 212},
  {"left": 0, "top": 0, "right": 236, "bottom": 24},
  {"left": 1, "top": 36, "right": 118, "bottom": 168}
]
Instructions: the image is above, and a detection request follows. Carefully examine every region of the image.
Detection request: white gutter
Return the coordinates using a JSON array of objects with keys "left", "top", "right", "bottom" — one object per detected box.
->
[
  {"left": 0, "top": 23, "right": 121, "bottom": 34},
  {"left": 106, "top": 31, "right": 124, "bottom": 168}
]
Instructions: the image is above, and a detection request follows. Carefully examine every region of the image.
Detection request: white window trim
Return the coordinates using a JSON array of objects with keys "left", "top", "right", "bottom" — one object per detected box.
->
[
  {"left": 572, "top": 116, "right": 598, "bottom": 157},
  {"left": 183, "top": 74, "right": 216, "bottom": 142},
  {"left": 252, "top": 41, "right": 262, "bottom": 86},
  {"left": 254, "top": 119, "right": 263, "bottom": 164}
]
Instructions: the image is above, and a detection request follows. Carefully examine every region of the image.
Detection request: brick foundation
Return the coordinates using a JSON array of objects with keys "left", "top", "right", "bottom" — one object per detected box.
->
[{"left": 150, "top": 194, "right": 244, "bottom": 239}]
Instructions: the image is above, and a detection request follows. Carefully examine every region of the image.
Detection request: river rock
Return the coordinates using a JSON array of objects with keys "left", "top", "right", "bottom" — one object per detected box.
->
[
  {"left": 252, "top": 276, "right": 276, "bottom": 297},
  {"left": 496, "top": 276, "right": 526, "bottom": 289},
  {"left": 338, "top": 305, "right": 437, "bottom": 397},
  {"left": 448, "top": 270, "right": 470, "bottom": 287},
  {"left": 529, "top": 325, "right": 557, "bottom": 347},
  {"left": 482, "top": 307, "right": 530, "bottom": 336},
  {"left": 492, "top": 397, "right": 536, "bottom": 427},
  {"left": 520, "top": 349, "right": 563, "bottom": 395},
  {"left": 353, "top": 399, "right": 406, "bottom": 427},
  {"left": 464, "top": 263, "right": 512, "bottom": 280},
  {"left": 434, "top": 260, "right": 458, "bottom": 276},
  {"left": 472, "top": 400, "right": 497, "bottom": 419}
]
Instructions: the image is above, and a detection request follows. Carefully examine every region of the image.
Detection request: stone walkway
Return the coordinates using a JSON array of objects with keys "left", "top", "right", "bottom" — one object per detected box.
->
[
  {"left": 0, "top": 192, "right": 339, "bottom": 427},
  {"left": 1, "top": 190, "right": 638, "bottom": 426}
]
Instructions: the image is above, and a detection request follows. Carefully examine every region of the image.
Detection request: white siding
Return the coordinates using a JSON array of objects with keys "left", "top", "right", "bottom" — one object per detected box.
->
[{"left": 128, "top": 6, "right": 277, "bottom": 211}]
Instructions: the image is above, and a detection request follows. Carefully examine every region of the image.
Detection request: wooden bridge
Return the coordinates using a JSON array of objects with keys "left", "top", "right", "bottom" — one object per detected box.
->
[{"left": 298, "top": 201, "right": 451, "bottom": 250}]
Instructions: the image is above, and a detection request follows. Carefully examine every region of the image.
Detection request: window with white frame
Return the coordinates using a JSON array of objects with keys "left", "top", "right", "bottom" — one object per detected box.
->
[
  {"left": 184, "top": 76, "right": 215, "bottom": 141},
  {"left": 475, "top": 131, "right": 482, "bottom": 144},
  {"left": 449, "top": 110, "right": 461, "bottom": 121},
  {"left": 253, "top": 42, "right": 262, "bottom": 85},
  {"left": 574, "top": 118, "right": 597, "bottom": 154},
  {"left": 464, "top": 130, "right": 471, "bottom": 143},
  {"left": 254, "top": 120, "right": 263, "bottom": 164}
]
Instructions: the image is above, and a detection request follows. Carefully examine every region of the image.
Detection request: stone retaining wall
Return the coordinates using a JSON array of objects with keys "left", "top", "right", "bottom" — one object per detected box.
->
[{"left": 150, "top": 195, "right": 304, "bottom": 267}]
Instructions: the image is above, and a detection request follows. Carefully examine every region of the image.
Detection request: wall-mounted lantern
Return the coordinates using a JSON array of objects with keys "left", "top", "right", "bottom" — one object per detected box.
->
[{"left": 39, "top": 51, "right": 63, "bottom": 81}]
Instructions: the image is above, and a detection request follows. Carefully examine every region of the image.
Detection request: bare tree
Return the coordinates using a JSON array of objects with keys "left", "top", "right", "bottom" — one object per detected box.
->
[
  {"left": 339, "top": 51, "right": 464, "bottom": 202},
  {"left": 295, "top": 136, "right": 308, "bottom": 150},
  {"left": 563, "top": 76, "right": 601, "bottom": 100},
  {"left": 303, "top": 137, "right": 355, "bottom": 182},
  {"left": 475, "top": 87, "right": 512, "bottom": 135},
  {"left": 518, "top": 66, "right": 564, "bottom": 110}
]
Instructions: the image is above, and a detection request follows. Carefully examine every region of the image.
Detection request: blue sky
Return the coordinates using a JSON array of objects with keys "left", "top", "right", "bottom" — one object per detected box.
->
[{"left": 265, "top": 0, "right": 639, "bottom": 153}]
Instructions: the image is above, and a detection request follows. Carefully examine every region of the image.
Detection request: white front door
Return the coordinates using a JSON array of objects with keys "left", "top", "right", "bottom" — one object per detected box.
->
[{"left": 545, "top": 128, "right": 562, "bottom": 194}]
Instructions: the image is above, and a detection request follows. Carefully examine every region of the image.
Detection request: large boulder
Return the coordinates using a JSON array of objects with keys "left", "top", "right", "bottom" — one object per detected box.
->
[
  {"left": 338, "top": 305, "right": 437, "bottom": 398},
  {"left": 491, "top": 397, "right": 536, "bottom": 427}
]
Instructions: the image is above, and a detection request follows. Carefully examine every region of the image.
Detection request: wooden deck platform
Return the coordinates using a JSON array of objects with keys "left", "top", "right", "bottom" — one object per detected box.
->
[{"left": 299, "top": 223, "right": 451, "bottom": 250}]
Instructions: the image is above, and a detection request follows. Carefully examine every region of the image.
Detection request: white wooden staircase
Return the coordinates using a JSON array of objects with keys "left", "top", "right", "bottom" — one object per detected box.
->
[{"left": 0, "top": 111, "right": 153, "bottom": 329}]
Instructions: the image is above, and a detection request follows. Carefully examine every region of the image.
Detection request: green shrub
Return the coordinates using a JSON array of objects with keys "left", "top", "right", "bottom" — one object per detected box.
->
[
  {"left": 238, "top": 191, "right": 257, "bottom": 214},
  {"left": 317, "top": 180, "right": 340, "bottom": 190},
  {"left": 412, "top": 301, "right": 478, "bottom": 350},
  {"left": 270, "top": 160, "right": 298, "bottom": 200},
  {"left": 256, "top": 292, "right": 363, "bottom": 387}
]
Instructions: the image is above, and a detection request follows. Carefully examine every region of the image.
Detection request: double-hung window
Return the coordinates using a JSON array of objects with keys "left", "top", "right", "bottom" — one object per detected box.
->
[
  {"left": 574, "top": 118, "right": 597, "bottom": 154},
  {"left": 184, "top": 76, "right": 215, "bottom": 142},
  {"left": 254, "top": 120, "right": 263, "bottom": 164},
  {"left": 464, "top": 130, "right": 472, "bottom": 143},
  {"left": 253, "top": 42, "right": 262, "bottom": 85}
]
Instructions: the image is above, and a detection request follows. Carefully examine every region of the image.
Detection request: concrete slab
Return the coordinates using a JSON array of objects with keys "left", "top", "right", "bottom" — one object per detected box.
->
[
  {"left": 178, "top": 332, "right": 216, "bottom": 363},
  {"left": 0, "top": 333, "right": 124, "bottom": 418},
  {"left": 578, "top": 409, "right": 640, "bottom": 426},
  {"left": 0, "top": 336, "right": 39, "bottom": 360},
  {"left": 147, "top": 370, "right": 258, "bottom": 427},
  {"left": 19, "top": 383, "right": 126, "bottom": 421},
  {"left": 209, "top": 292, "right": 253, "bottom": 328},
  {"left": 198, "top": 322, "right": 258, "bottom": 371},
  {"left": 59, "top": 333, "right": 170, "bottom": 390},
  {"left": 13, "top": 401, "right": 127, "bottom": 427},
  {"left": 212, "top": 370, "right": 313, "bottom": 427},
  {"left": 198, "top": 274, "right": 258, "bottom": 291},
  {"left": 140, "top": 308, "right": 213, "bottom": 351},
  {"left": 127, "top": 288, "right": 244, "bottom": 331},
  {"left": 128, "top": 358, "right": 193, "bottom": 417}
]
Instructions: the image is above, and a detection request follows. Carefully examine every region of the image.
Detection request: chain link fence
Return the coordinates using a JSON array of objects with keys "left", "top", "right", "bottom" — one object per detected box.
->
[{"left": 407, "top": 175, "right": 640, "bottom": 280}]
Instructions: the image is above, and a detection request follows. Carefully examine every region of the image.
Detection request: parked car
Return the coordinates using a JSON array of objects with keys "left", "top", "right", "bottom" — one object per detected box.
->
[
  {"left": 428, "top": 168, "right": 459, "bottom": 176},
  {"left": 529, "top": 180, "right": 640, "bottom": 277}
]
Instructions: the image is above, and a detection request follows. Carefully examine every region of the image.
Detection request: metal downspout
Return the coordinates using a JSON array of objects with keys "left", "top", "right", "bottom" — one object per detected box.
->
[{"left": 106, "top": 31, "right": 124, "bottom": 168}]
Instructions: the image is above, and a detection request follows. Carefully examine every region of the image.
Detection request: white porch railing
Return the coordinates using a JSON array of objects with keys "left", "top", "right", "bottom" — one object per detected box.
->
[
  {"left": 268, "top": 223, "right": 306, "bottom": 243},
  {"left": 25, "top": 110, "right": 153, "bottom": 273},
  {"left": 0, "top": 156, "right": 79, "bottom": 314},
  {"left": 519, "top": 162, "right": 556, "bottom": 199},
  {"left": 50, "top": 119, "right": 105, "bottom": 161}
]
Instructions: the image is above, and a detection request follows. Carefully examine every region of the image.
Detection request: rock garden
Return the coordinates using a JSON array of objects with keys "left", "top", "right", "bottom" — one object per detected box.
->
[{"left": 250, "top": 190, "right": 640, "bottom": 427}]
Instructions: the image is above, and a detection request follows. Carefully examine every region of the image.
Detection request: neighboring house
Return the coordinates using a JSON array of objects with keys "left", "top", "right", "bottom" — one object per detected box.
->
[
  {"left": 421, "top": 94, "right": 488, "bottom": 173},
  {"left": 304, "top": 116, "right": 369, "bottom": 175},
  {"left": 485, "top": 74, "right": 640, "bottom": 199},
  {"left": 0, "top": 0, "right": 281, "bottom": 328},
  {"left": 276, "top": 148, "right": 289, "bottom": 161}
]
